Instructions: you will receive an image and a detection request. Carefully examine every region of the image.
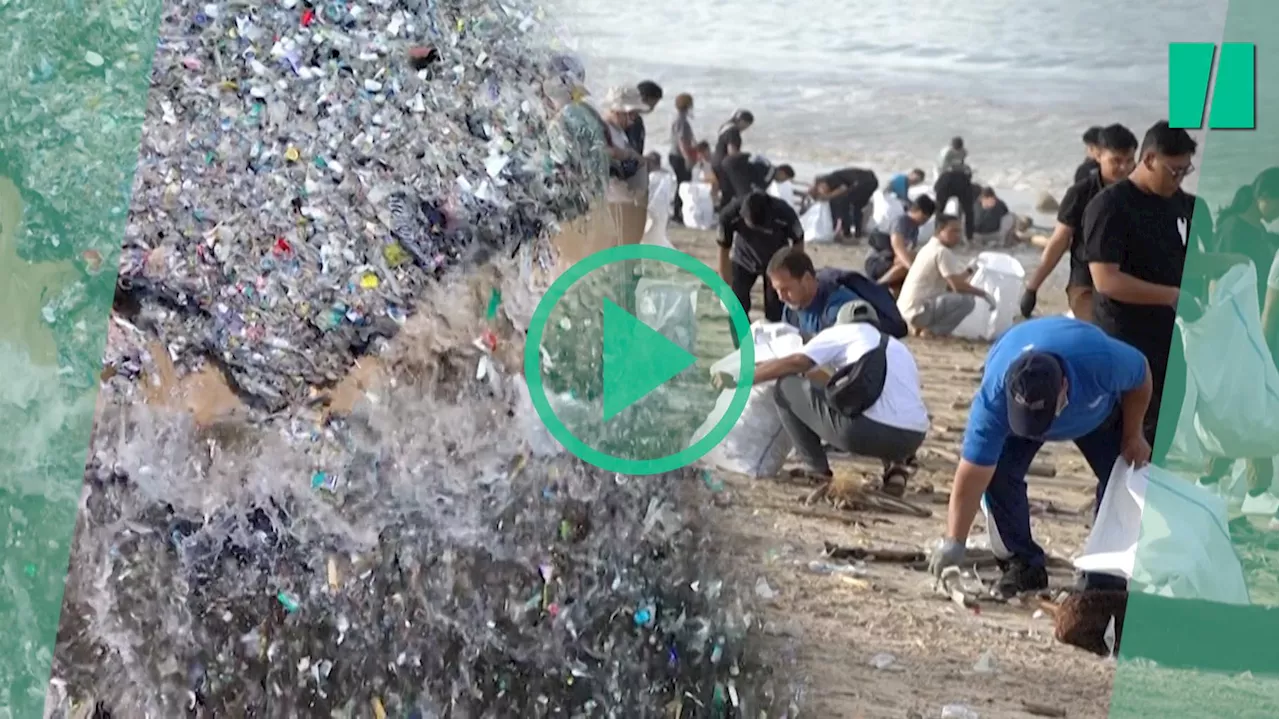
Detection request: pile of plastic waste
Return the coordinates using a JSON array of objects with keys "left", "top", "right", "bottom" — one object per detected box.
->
[{"left": 16, "top": 0, "right": 802, "bottom": 715}]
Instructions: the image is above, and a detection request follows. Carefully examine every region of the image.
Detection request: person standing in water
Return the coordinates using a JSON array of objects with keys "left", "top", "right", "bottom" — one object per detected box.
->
[
  {"left": 934, "top": 137, "right": 976, "bottom": 241},
  {"left": 1021, "top": 123, "right": 1138, "bottom": 322}
]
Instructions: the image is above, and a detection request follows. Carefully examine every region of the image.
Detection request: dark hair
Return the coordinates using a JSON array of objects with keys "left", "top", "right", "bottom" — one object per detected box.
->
[
  {"left": 674, "top": 93, "right": 693, "bottom": 112},
  {"left": 978, "top": 186, "right": 997, "bottom": 199},
  {"left": 936, "top": 213, "right": 961, "bottom": 229},
  {"left": 637, "top": 81, "right": 663, "bottom": 103},
  {"left": 950, "top": 136, "right": 964, "bottom": 150},
  {"left": 912, "top": 195, "right": 937, "bottom": 216},
  {"left": 742, "top": 191, "right": 773, "bottom": 225},
  {"left": 1140, "top": 120, "right": 1198, "bottom": 158},
  {"left": 1218, "top": 166, "right": 1280, "bottom": 225},
  {"left": 766, "top": 246, "right": 816, "bottom": 278},
  {"left": 695, "top": 140, "right": 711, "bottom": 152},
  {"left": 1082, "top": 126, "right": 1103, "bottom": 145},
  {"left": 774, "top": 164, "right": 795, "bottom": 179},
  {"left": 734, "top": 109, "right": 755, "bottom": 125},
  {"left": 908, "top": 168, "right": 925, "bottom": 180},
  {"left": 1097, "top": 123, "right": 1138, "bottom": 152}
]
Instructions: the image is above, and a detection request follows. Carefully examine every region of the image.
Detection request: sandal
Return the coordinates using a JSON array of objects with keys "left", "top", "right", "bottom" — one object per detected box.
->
[{"left": 881, "top": 464, "right": 911, "bottom": 498}]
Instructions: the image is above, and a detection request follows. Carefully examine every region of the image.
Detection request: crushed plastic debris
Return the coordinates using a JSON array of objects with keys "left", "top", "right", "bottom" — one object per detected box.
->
[
  {"left": 868, "top": 652, "right": 897, "bottom": 670},
  {"left": 941, "top": 703, "right": 981, "bottom": 719}
]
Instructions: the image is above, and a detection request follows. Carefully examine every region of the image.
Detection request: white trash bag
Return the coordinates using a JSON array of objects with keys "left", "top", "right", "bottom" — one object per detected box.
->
[
  {"left": 642, "top": 170, "right": 677, "bottom": 248},
  {"left": 679, "top": 181, "right": 717, "bottom": 230},
  {"left": 1179, "top": 263, "right": 1280, "bottom": 459},
  {"left": 691, "top": 322, "right": 804, "bottom": 478},
  {"left": 1073, "top": 459, "right": 1251, "bottom": 605},
  {"left": 800, "top": 201, "right": 835, "bottom": 244},
  {"left": 950, "top": 252, "right": 1025, "bottom": 341},
  {"left": 870, "top": 189, "right": 905, "bottom": 234},
  {"left": 767, "top": 180, "right": 802, "bottom": 213}
]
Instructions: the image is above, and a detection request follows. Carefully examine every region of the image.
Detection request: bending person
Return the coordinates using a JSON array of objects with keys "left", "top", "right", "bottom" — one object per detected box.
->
[
  {"left": 927, "top": 317, "right": 1154, "bottom": 598},
  {"left": 712, "top": 300, "right": 929, "bottom": 496}
]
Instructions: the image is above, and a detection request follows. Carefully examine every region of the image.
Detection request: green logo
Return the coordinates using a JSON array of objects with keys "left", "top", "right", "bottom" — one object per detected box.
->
[
  {"left": 1169, "top": 42, "right": 1256, "bottom": 129},
  {"left": 523, "top": 244, "right": 755, "bottom": 475}
]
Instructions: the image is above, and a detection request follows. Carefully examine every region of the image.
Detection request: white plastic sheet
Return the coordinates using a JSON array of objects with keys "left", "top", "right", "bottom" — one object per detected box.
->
[
  {"left": 679, "top": 181, "right": 717, "bottom": 230},
  {"left": 1074, "top": 460, "right": 1251, "bottom": 605},
  {"left": 949, "top": 252, "right": 1025, "bottom": 341},
  {"left": 1177, "top": 263, "right": 1280, "bottom": 460},
  {"left": 800, "top": 201, "right": 835, "bottom": 244},
  {"left": 692, "top": 323, "right": 803, "bottom": 478},
  {"left": 642, "top": 170, "right": 677, "bottom": 248}
]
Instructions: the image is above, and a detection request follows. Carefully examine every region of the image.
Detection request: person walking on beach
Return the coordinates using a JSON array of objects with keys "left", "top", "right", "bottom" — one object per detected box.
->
[
  {"left": 1020, "top": 123, "right": 1138, "bottom": 323},
  {"left": 927, "top": 316, "right": 1154, "bottom": 597},
  {"left": 866, "top": 195, "right": 936, "bottom": 296},
  {"left": 711, "top": 300, "right": 929, "bottom": 497},
  {"left": 717, "top": 190, "right": 804, "bottom": 348},
  {"left": 623, "top": 81, "right": 664, "bottom": 155},
  {"left": 1083, "top": 120, "right": 1241, "bottom": 465},
  {"left": 712, "top": 110, "right": 755, "bottom": 209},
  {"left": 1074, "top": 126, "right": 1103, "bottom": 184},
  {"left": 896, "top": 215, "right": 993, "bottom": 337},
  {"left": 669, "top": 93, "right": 699, "bottom": 221},
  {"left": 888, "top": 169, "right": 926, "bottom": 204},
  {"left": 934, "top": 137, "right": 976, "bottom": 241},
  {"left": 811, "top": 167, "right": 879, "bottom": 240}
]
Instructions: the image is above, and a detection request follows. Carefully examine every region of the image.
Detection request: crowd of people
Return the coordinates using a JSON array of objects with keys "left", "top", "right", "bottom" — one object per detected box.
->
[{"left": 543, "top": 68, "right": 1278, "bottom": 600}]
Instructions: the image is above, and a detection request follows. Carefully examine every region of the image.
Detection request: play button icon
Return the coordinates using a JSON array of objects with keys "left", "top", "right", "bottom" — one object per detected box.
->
[
  {"left": 524, "top": 244, "right": 754, "bottom": 475},
  {"left": 601, "top": 298, "right": 697, "bottom": 422}
]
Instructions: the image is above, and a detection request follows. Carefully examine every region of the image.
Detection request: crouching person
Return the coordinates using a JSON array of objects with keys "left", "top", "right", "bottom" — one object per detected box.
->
[
  {"left": 927, "top": 317, "right": 1154, "bottom": 598},
  {"left": 896, "top": 214, "right": 993, "bottom": 337},
  {"left": 712, "top": 300, "right": 929, "bottom": 496}
]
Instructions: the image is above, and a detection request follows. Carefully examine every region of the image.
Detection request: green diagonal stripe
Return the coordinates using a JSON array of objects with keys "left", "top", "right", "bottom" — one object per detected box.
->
[
  {"left": 0, "top": 0, "right": 162, "bottom": 714},
  {"left": 1110, "top": 0, "right": 1279, "bottom": 716}
]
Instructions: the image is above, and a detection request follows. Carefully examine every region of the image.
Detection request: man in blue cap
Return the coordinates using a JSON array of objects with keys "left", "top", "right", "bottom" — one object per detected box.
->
[{"left": 927, "top": 316, "right": 1154, "bottom": 598}]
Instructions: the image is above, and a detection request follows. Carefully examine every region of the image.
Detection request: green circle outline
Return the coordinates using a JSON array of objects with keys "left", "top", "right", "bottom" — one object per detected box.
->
[{"left": 523, "top": 244, "right": 755, "bottom": 475}]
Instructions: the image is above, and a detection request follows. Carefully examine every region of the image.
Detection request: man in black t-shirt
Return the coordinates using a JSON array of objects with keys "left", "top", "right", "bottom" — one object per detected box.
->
[
  {"left": 1021, "top": 123, "right": 1138, "bottom": 322},
  {"left": 1081, "top": 120, "right": 1236, "bottom": 464},
  {"left": 718, "top": 190, "right": 804, "bottom": 347},
  {"left": 712, "top": 110, "right": 755, "bottom": 209},
  {"left": 812, "top": 167, "right": 879, "bottom": 240},
  {"left": 719, "top": 151, "right": 784, "bottom": 210}
]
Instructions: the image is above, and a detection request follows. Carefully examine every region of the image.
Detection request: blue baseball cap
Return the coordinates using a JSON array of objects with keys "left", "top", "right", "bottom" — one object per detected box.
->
[{"left": 1004, "top": 352, "right": 1064, "bottom": 438}]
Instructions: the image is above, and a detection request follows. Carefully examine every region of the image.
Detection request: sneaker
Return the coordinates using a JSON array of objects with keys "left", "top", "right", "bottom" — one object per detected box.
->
[{"left": 994, "top": 559, "right": 1048, "bottom": 599}]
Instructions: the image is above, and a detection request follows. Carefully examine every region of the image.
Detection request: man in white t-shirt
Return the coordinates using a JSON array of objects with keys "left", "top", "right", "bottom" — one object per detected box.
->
[
  {"left": 896, "top": 214, "right": 993, "bottom": 337},
  {"left": 712, "top": 300, "right": 930, "bottom": 495}
]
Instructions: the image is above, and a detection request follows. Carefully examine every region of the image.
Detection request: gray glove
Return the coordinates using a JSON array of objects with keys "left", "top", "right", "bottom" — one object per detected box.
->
[{"left": 927, "top": 537, "right": 966, "bottom": 580}]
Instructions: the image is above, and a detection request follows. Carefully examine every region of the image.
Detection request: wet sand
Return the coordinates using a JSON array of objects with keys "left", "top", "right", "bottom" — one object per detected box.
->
[{"left": 667, "top": 225, "right": 1118, "bottom": 718}]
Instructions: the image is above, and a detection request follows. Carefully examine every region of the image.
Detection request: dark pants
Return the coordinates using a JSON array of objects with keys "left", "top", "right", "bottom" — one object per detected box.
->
[
  {"left": 727, "top": 262, "right": 783, "bottom": 349},
  {"left": 935, "top": 171, "right": 975, "bottom": 240},
  {"left": 831, "top": 181, "right": 879, "bottom": 238},
  {"left": 985, "top": 410, "right": 1124, "bottom": 582},
  {"left": 669, "top": 153, "right": 691, "bottom": 219},
  {"left": 864, "top": 251, "right": 895, "bottom": 282},
  {"left": 773, "top": 376, "right": 926, "bottom": 474},
  {"left": 1136, "top": 326, "right": 1186, "bottom": 467}
]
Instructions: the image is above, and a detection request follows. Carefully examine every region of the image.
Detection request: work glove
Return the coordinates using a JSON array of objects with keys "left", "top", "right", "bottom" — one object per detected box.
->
[
  {"left": 927, "top": 537, "right": 967, "bottom": 581},
  {"left": 1018, "top": 287, "right": 1037, "bottom": 318}
]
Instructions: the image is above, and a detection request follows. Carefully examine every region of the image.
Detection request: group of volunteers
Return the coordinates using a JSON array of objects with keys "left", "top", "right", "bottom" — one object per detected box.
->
[{"left": 704, "top": 117, "right": 1279, "bottom": 600}]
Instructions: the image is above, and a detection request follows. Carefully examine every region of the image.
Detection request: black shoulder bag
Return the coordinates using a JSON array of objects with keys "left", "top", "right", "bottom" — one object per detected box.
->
[{"left": 823, "top": 331, "right": 891, "bottom": 418}]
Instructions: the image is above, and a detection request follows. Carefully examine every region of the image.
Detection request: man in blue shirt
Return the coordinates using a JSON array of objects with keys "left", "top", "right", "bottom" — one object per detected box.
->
[
  {"left": 927, "top": 317, "right": 1154, "bottom": 598},
  {"left": 766, "top": 248, "right": 860, "bottom": 338},
  {"left": 887, "top": 169, "right": 926, "bottom": 204}
]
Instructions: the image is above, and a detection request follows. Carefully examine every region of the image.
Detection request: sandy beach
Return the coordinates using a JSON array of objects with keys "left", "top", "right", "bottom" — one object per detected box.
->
[{"left": 661, "top": 226, "right": 1121, "bottom": 717}]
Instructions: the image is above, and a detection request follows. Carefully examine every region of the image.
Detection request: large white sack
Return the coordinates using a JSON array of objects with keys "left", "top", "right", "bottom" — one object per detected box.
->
[
  {"left": 871, "top": 189, "right": 905, "bottom": 234},
  {"left": 1073, "top": 459, "right": 1251, "bottom": 605},
  {"left": 767, "top": 180, "right": 802, "bottom": 213},
  {"left": 1178, "top": 263, "right": 1280, "bottom": 459},
  {"left": 949, "top": 252, "right": 1025, "bottom": 341},
  {"left": 691, "top": 323, "right": 804, "bottom": 478},
  {"left": 679, "top": 181, "right": 717, "bottom": 230},
  {"left": 800, "top": 201, "right": 835, "bottom": 244},
  {"left": 642, "top": 170, "right": 677, "bottom": 248}
]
